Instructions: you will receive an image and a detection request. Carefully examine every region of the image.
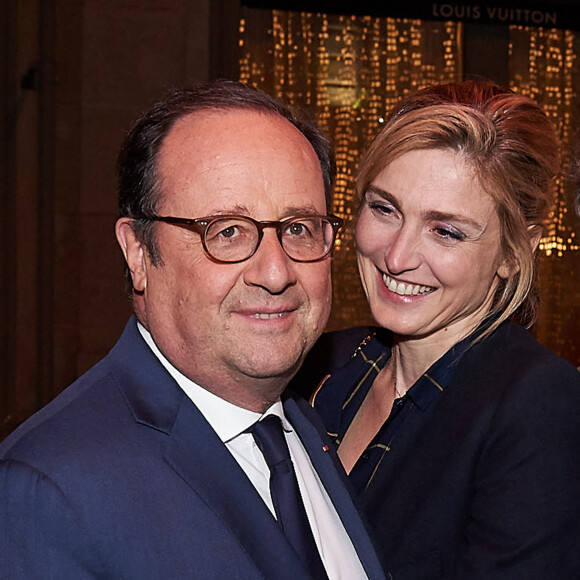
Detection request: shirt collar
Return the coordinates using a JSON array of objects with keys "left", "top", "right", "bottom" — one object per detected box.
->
[
  {"left": 137, "top": 323, "right": 288, "bottom": 442},
  {"left": 405, "top": 330, "right": 477, "bottom": 410},
  {"left": 347, "top": 326, "right": 477, "bottom": 412}
]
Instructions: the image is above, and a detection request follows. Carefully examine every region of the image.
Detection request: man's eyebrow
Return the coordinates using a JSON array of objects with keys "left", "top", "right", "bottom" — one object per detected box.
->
[
  {"left": 201, "top": 205, "right": 250, "bottom": 216},
  {"left": 198, "top": 205, "right": 323, "bottom": 218},
  {"left": 283, "top": 205, "right": 321, "bottom": 217}
]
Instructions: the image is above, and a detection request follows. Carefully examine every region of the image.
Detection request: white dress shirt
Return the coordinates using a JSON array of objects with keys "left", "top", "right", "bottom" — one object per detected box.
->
[{"left": 138, "top": 323, "right": 368, "bottom": 580}]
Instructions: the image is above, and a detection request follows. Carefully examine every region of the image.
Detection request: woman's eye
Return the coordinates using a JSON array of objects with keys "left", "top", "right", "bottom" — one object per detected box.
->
[
  {"left": 368, "top": 201, "right": 396, "bottom": 216},
  {"left": 433, "top": 226, "right": 465, "bottom": 241}
]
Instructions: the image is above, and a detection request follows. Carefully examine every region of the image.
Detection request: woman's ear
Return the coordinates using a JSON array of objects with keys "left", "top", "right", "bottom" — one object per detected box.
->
[
  {"left": 497, "top": 253, "right": 518, "bottom": 280},
  {"left": 497, "top": 224, "right": 542, "bottom": 280},
  {"left": 527, "top": 224, "right": 543, "bottom": 253}
]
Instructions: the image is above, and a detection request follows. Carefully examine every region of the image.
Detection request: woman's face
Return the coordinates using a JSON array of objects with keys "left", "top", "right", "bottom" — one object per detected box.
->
[{"left": 356, "top": 148, "right": 513, "bottom": 345}]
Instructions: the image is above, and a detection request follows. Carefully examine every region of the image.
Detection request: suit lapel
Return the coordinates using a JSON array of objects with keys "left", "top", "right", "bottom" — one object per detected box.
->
[
  {"left": 108, "top": 319, "right": 309, "bottom": 580},
  {"left": 163, "top": 398, "right": 311, "bottom": 580},
  {"left": 284, "top": 397, "right": 386, "bottom": 580},
  {"left": 108, "top": 319, "right": 383, "bottom": 579}
]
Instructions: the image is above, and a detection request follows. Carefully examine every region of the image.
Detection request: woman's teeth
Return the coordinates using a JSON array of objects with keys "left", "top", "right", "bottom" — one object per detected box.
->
[{"left": 383, "top": 275, "right": 433, "bottom": 296}]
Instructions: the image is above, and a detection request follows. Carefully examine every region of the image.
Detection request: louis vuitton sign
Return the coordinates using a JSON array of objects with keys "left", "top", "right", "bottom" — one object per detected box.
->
[
  {"left": 242, "top": 1, "right": 580, "bottom": 31},
  {"left": 431, "top": 3, "right": 558, "bottom": 27}
]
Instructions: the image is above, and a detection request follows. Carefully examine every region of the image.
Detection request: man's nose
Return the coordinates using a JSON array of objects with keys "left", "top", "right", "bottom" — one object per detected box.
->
[{"left": 242, "top": 230, "right": 297, "bottom": 294}]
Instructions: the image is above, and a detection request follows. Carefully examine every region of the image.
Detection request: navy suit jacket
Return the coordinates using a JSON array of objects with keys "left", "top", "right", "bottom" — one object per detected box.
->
[
  {"left": 0, "top": 318, "right": 384, "bottom": 580},
  {"left": 291, "top": 321, "right": 580, "bottom": 579}
]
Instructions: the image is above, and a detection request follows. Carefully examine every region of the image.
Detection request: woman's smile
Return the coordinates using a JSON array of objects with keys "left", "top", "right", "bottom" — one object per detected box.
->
[{"left": 356, "top": 148, "right": 511, "bottom": 349}]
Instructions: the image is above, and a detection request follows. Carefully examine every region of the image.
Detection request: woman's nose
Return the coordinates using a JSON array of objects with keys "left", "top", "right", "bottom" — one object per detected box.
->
[{"left": 383, "top": 226, "right": 422, "bottom": 275}]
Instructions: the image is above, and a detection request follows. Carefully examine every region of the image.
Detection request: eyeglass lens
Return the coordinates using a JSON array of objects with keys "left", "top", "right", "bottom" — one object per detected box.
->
[{"left": 204, "top": 217, "right": 336, "bottom": 262}]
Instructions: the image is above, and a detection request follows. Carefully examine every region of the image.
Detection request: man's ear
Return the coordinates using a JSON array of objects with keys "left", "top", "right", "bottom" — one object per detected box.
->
[{"left": 115, "top": 218, "right": 148, "bottom": 292}]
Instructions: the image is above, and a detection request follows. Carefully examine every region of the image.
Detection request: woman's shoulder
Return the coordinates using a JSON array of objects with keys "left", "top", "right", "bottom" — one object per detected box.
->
[
  {"left": 289, "top": 326, "right": 387, "bottom": 399},
  {"left": 453, "top": 320, "right": 580, "bottom": 412},
  {"left": 464, "top": 321, "right": 579, "bottom": 379}
]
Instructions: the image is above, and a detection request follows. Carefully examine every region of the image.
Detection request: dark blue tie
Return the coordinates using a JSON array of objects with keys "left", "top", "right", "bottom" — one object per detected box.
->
[{"left": 252, "top": 415, "right": 329, "bottom": 580}]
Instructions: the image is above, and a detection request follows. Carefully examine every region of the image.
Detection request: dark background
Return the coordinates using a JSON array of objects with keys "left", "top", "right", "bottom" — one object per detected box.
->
[{"left": 2, "top": 0, "right": 579, "bottom": 440}]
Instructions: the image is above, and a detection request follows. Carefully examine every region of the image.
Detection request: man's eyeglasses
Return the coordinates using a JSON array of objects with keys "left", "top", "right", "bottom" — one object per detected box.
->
[{"left": 134, "top": 213, "right": 344, "bottom": 264}]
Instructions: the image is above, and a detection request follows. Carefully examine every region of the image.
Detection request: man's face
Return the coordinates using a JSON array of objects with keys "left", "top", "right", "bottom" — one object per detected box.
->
[{"left": 117, "top": 110, "right": 332, "bottom": 410}]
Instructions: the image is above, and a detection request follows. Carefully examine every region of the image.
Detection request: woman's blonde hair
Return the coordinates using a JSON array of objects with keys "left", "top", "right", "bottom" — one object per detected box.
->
[{"left": 357, "top": 80, "right": 560, "bottom": 339}]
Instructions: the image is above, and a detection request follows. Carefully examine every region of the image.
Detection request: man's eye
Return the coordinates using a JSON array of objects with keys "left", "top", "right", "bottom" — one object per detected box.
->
[
  {"left": 207, "top": 220, "right": 250, "bottom": 243},
  {"left": 287, "top": 222, "right": 308, "bottom": 236},
  {"left": 218, "top": 226, "right": 239, "bottom": 239}
]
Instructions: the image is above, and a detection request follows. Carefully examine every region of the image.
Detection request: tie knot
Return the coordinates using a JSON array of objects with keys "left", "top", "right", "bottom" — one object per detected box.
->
[{"left": 251, "top": 415, "right": 291, "bottom": 469}]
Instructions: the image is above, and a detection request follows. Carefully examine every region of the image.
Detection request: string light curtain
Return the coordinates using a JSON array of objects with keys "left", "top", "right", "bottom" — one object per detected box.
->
[
  {"left": 509, "top": 26, "right": 579, "bottom": 364},
  {"left": 239, "top": 8, "right": 579, "bottom": 364},
  {"left": 240, "top": 8, "right": 461, "bottom": 330}
]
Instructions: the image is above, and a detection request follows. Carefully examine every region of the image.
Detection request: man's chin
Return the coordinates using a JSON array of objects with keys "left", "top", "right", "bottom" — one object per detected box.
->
[{"left": 234, "top": 349, "right": 306, "bottom": 382}]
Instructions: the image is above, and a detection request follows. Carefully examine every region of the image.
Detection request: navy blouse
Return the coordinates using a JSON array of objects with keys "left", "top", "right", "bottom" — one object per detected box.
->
[{"left": 311, "top": 329, "right": 475, "bottom": 494}]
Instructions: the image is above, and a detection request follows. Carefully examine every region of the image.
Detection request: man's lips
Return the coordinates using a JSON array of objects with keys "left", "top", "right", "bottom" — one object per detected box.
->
[
  {"left": 232, "top": 306, "right": 298, "bottom": 319},
  {"left": 251, "top": 312, "right": 288, "bottom": 320}
]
